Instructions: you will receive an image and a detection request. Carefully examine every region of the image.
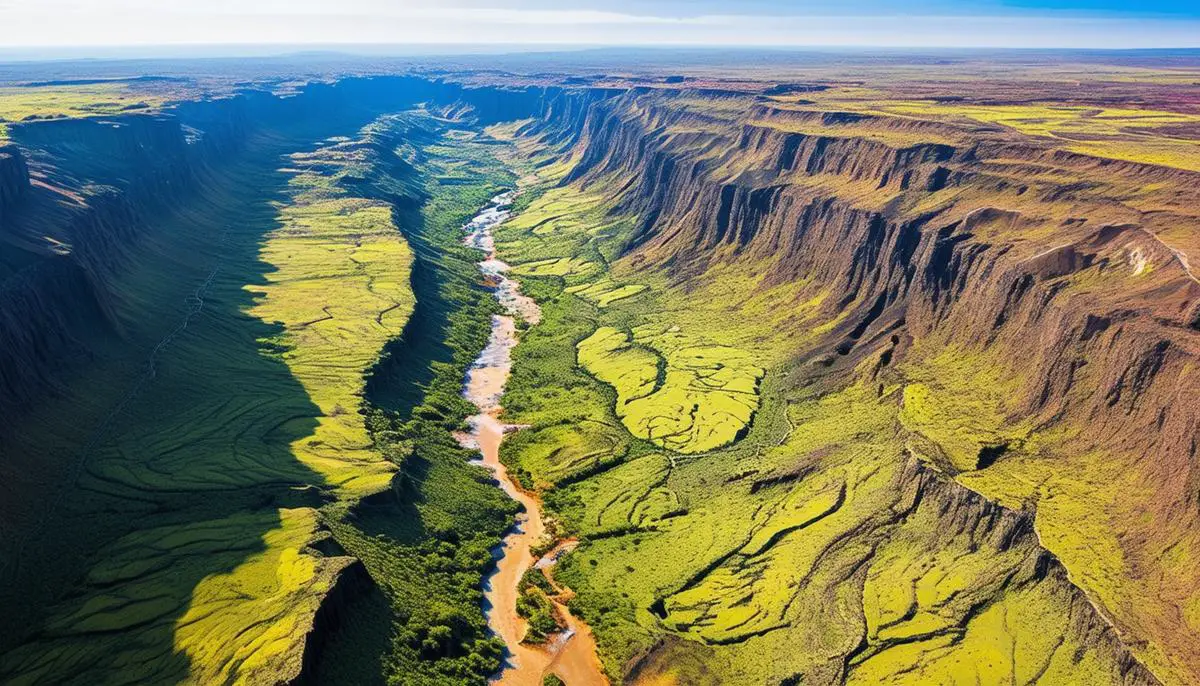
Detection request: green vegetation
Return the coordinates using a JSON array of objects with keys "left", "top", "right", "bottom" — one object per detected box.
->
[
  {"left": 0, "top": 107, "right": 518, "bottom": 685},
  {"left": 780, "top": 89, "right": 1200, "bottom": 171},
  {"left": 578, "top": 324, "right": 762, "bottom": 453},
  {"left": 565, "top": 280, "right": 648, "bottom": 308},
  {"left": 315, "top": 123, "right": 523, "bottom": 685},
  {"left": 0, "top": 81, "right": 177, "bottom": 139},
  {"left": 0, "top": 82, "right": 168, "bottom": 122},
  {"left": 0, "top": 108, "right": 415, "bottom": 685},
  {"left": 516, "top": 569, "right": 564, "bottom": 643},
  {"left": 5, "top": 62, "right": 1196, "bottom": 686},
  {"left": 0, "top": 508, "right": 345, "bottom": 685},
  {"left": 488, "top": 115, "right": 1163, "bottom": 684}
]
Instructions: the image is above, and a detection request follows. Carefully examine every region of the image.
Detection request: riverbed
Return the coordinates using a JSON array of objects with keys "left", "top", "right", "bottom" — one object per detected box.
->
[{"left": 458, "top": 192, "right": 608, "bottom": 686}]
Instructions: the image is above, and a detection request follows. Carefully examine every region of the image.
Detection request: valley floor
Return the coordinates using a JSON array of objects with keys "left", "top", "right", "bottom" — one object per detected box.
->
[
  {"left": 486, "top": 125, "right": 1169, "bottom": 685},
  {"left": 2, "top": 69, "right": 1197, "bottom": 686}
]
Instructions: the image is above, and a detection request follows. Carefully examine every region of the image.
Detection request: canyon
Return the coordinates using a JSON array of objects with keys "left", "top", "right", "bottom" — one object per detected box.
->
[{"left": 0, "top": 52, "right": 1197, "bottom": 685}]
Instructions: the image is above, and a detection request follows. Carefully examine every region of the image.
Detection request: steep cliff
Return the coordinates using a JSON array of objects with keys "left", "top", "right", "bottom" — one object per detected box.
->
[
  {"left": 3, "top": 69, "right": 1197, "bottom": 685},
  {"left": 0, "top": 143, "right": 29, "bottom": 229},
  {"left": 0, "top": 76, "right": 547, "bottom": 684},
  {"left": 500, "top": 84, "right": 1200, "bottom": 683}
]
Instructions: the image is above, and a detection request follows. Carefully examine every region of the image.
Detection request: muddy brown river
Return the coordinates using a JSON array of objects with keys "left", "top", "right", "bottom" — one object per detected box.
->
[{"left": 457, "top": 193, "right": 608, "bottom": 686}]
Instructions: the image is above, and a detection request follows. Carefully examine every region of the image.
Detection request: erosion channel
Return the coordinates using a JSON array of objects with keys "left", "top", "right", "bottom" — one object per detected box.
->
[{"left": 458, "top": 192, "right": 607, "bottom": 686}]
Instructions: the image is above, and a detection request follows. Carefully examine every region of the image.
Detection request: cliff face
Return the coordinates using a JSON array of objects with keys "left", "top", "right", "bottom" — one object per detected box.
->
[
  {"left": 0, "top": 75, "right": 551, "bottom": 683},
  {"left": 4, "top": 72, "right": 1195, "bottom": 683},
  {"left": 0, "top": 144, "right": 29, "bottom": 226},
  {"left": 0, "top": 76, "right": 541, "bottom": 423},
  {"left": 520, "top": 86, "right": 1200, "bottom": 682}
]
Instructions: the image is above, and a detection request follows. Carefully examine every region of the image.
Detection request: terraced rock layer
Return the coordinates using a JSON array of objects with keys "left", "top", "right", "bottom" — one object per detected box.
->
[
  {"left": 2, "top": 69, "right": 1198, "bottom": 685},
  {"left": 490, "top": 84, "right": 1200, "bottom": 684}
]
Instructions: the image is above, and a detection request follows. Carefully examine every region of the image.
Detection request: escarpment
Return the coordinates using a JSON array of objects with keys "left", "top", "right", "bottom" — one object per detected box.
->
[
  {"left": 3, "top": 67, "right": 1198, "bottom": 685},
  {"left": 0, "top": 75, "right": 546, "bottom": 678},
  {"left": 0, "top": 144, "right": 29, "bottom": 225},
  {"left": 515, "top": 85, "right": 1200, "bottom": 682},
  {"left": 0, "top": 77, "right": 543, "bottom": 422}
]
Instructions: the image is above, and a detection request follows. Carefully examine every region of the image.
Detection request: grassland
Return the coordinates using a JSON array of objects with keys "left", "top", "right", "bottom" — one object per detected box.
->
[
  {"left": 1, "top": 113, "right": 401, "bottom": 683},
  {"left": 769, "top": 88, "right": 1200, "bottom": 171},
  {"left": 0, "top": 80, "right": 178, "bottom": 139},
  {"left": 0, "top": 104, "right": 522, "bottom": 685},
  {"left": 314, "top": 122, "right": 523, "bottom": 686},
  {"left": 3, "top": 60, "right": 1197, "bottom": 685},
  {"left": 487, "top": 113, "right": 1166, "bottom": 684},
  {"left": 578, "top": 324, "right": 762, "bottom": 454}
]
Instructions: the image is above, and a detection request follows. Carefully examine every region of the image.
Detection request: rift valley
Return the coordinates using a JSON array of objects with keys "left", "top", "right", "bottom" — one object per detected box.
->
[{"left": 0, "top": 51, "right": 1198, "bottom": 686}]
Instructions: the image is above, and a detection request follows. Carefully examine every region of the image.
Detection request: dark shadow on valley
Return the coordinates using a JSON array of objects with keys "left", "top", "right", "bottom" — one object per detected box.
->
[{"left": 0, "top": 103, "right": 404, "bottom": 683}]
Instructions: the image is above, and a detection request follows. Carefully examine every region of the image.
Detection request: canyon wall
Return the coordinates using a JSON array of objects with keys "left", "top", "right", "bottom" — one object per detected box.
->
[
  {"left": 0, "top": 77, "right": 543, "bottom": 423},
  {"left": 4, "top": 73, "right": 1197, "bottom": 683},
  {"left": 519, "top": 85, "right": 1200, "bottom": 683},
  {"left": 0, "top": 76, "right": 546, "bottom": 668}
]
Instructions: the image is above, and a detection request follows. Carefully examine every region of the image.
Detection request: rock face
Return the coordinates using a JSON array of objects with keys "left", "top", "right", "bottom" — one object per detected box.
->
[
  {"left": 3, "top": 72, "right": 1197, "bottom": 684},
  {"left": 0, "top": 143, "right": 29, "bottom": 225},
  {"left": 514, "top": 85, "right": 1200, "bottom": 682},
  {"left": 0, "top": 77, "right": 538, "bottom": 421},
  {"left": 0, "top": 76, "right": 546, "bottom": 679}
]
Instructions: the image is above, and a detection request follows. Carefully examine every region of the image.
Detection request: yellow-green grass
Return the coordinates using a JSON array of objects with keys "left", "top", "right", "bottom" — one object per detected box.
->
[
  {"left": 578, "top": 325, "right": 763, "bottom": 454},
  {"left": 827, "top": 99, "right": 1200, "bottom": 171},
  {"left": 898, "top": 102, "right": 1200, "bottom": 171},
  {"left": 955, "top": 435, "right": 1198, "bottom": 684},
  {"left": 0, "top": 116, "right": 417, "bottom": 684},
  {"left": 494, "top": 185, "right": 625, "bottom": 268},
  {"left": 550, "top": 376, "right": 1142, "bottom": 684},
  {"left": 891, "top": 332, "right": 1198, "bottom": 682},
  {"left": 511, "top": 255, "right": 598, "bottom": 277},
  {"left": 747, "top": 118, "right": 963, "bottom": 148},
  {"left": 0, "top": 83, "right": 169, "bottom": 122},
  {"left": 314, "top": 123, "right": 523, "bottom": 684},
  {"left": 247, "top": 176, "right": 415, "bottom": 496},
  {"left": 897, "top": 343, "right": 1032, "bottom": 473},
  {"left": 0, "top": 509, "right": 346, "bottom": 685},
  {"left": 564, "top": 279, "right": 648, "bottom": 307},
  {"left": 494, "top": 130, "right": 1159, "bottom": 684}
]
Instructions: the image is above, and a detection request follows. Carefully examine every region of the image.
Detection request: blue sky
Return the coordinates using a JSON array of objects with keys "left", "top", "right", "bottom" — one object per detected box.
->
[{"left": 1, "top": 0, "right": 1197, "bottom": 49}]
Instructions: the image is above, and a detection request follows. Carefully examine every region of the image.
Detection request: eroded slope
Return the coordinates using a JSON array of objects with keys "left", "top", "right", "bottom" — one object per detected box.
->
[{"left": 491, "top": 80, "right": 1200, "bottom": 685}]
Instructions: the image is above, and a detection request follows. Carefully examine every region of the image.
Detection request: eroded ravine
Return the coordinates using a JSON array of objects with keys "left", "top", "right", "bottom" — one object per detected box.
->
[{"left": 457, "top": 193, "right": 608, "bottom": 686}]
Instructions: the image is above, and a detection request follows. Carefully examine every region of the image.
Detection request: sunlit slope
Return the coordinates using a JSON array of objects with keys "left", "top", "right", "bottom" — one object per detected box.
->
[
  {"left": 247, "top": 150, "right": 416, "bottom": 496},
  {"left": 0, "top": 509, "right": 354, "bottom": 685},
  {"left": 0, "top": 117, "right": 415, "bottom": 683},
  {"left": 785, "top": 94, "right": 1200, "bottom": 172},
  {"left": 578, "top": 325, "right": 762, "bottom": 454},
  {"left": 490, "top": 82, "right": 1199, "bottom": 685},
  {"left": 495, "top": 176, "right": 1156, "bottom": 686}
]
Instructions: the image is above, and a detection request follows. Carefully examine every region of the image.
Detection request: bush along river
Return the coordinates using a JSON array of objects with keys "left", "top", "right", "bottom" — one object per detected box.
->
[{"left": 456, "top": 192, "right": 608, "bottom": 686}]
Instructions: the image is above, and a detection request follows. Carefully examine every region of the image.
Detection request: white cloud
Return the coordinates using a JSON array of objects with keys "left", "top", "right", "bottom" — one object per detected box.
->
[{"left": 0, "top": 0, "right": 1197, "bottom": 48}]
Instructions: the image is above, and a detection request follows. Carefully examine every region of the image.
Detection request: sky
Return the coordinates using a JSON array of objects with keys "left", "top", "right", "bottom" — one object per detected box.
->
[{"left": 1, "top": 0, "right": 1198, "bottom": 51}]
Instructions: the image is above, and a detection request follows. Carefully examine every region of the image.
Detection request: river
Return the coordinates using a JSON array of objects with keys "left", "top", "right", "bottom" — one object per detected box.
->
[{"left": 457, "top": 192, "right": 608, "bottom": 686}]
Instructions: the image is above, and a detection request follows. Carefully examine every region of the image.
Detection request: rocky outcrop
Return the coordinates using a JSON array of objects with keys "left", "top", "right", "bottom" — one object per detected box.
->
[
  {"left": 3, "top": 73, "right": 1195, "bottom": 684},
  {"left": 291, "top": 557, "right": 373, "bottom": 686},
  {"left": 519, "top": 85, "right": 1200, "bottom": 682}
]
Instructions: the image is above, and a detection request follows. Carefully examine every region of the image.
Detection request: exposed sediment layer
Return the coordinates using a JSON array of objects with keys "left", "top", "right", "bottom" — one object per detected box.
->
[
  {"left": 500, "top": 84, "right": 1200, "bottom": 683},
  {"left": 2, "top": 72, "right": 1198, "bottom": 685}
]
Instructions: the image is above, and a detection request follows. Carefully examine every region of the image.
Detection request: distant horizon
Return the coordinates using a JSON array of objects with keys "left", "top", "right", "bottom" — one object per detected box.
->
[{"left": 3, "top": 43, "right": 1200, "bottom": 66}]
